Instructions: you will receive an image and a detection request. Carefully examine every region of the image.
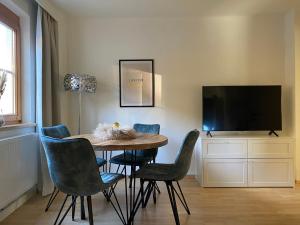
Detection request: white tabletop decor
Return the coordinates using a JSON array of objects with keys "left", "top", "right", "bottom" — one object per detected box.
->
[{"left": 93, "top": 122, "right": 137, "bottom": 140}]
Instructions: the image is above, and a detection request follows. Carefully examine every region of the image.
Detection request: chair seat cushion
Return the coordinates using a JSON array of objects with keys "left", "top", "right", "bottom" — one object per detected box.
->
[
  {"left": 134, "top": 163, "right": 178, "bottom": 181},
  {"left": 110, "top": 152, "right": 152, "bottom": 166},
  {"left": 96, "top": 157, "right": 107, "bottom": 167},
  {"left": 100, "top": 172, "right": 124, "bottom": 188}
]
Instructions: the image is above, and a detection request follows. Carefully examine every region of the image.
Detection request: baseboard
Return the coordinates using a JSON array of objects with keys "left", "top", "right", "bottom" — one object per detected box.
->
[{"left": 0, "top": 186, "right": 37, "bottom": 222}]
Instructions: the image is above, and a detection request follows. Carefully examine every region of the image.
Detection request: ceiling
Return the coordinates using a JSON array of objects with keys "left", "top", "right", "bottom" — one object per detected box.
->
[{"left": 49, "top": 0, "right": 300, "bottom": 17}]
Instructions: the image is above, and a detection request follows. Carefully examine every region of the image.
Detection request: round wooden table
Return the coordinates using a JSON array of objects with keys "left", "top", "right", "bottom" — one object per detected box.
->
[{"left": 68, "top": 133, "right": 168, "bottom": 151}]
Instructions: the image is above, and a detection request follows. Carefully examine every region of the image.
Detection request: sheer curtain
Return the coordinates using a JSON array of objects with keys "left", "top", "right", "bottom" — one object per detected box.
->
[{"left": 36, "top": 5, "right": 61, "bottom": 196}]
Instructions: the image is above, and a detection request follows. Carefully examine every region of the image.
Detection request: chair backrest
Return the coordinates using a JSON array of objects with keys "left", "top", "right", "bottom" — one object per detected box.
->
[
  {"left": 40, "top": 136, "right": 105, "bottom": 196},
  {"left": 41, "top": 124, "right": 71, "bottom": 138},
  {"left": 174, "top": 129, "right": 200, "bottom": 180},
  {"left": 133, "top": 123, "right": 160, "bottom": 158}
]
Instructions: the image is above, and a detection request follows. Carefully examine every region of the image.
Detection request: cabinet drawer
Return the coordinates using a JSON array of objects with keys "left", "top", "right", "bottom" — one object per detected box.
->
[
  {"left": 248, "top": 139, "right": 294, "bottom": 158},
  {"left": 203, "top": 139, "right": 247, "bottom": 158},
  {"left": 203, "top": 159, "right": 248, "bottom": 187},
  {"left": 248, "top": 159, "right": 294, "bottom": 187}
]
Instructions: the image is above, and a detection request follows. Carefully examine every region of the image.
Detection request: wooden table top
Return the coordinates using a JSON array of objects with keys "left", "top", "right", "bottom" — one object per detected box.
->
[{"left": 68, "top": 133, "right": 168, "bottom": 151}]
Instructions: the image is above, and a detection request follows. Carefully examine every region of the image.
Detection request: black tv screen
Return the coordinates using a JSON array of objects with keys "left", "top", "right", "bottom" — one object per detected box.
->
[{"left": 202, "top": 86, "right": 282, "bottom": 132}]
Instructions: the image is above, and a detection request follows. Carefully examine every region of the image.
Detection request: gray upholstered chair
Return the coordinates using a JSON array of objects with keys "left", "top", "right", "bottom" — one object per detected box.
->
[
  {"left": 41, "top": 136, "right": 126, "bottom": 225},
  {"left": 130, "top": 129, "right": 200, "bottom": 225},
  {"left": 41, "top": 124, "right": 71, "bottom": 139},
  {"left": 41, "top": 124, "right": 107, "bottom": 215}
]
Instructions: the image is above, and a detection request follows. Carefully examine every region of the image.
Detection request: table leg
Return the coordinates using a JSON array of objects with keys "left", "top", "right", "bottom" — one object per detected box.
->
[
  {"left": 102, "top": 150, "right": 113, "bottom": 173},
  {"left": 128, "top": 150, "right": 137, "bottom": 225},
  {"left": 124, "top": 150, "right": 129, "bottom": 222},
  {"left": 109, "top": 151, "right": 112, "bottom": 172},
  {"left": 129, "top": 159, "right": 133, "bottom": 216},
  {"left": 105, "top": 151, "right": 108, "bottom": 172},
  {"left": 134, "top": 151, "right": 137, "bottom": 225},
  {"left": 102, "top": 151, "right": 105, "bottom": 172},
  {"left": 114, "top": 150, "right": 144, "bottom": 225}
]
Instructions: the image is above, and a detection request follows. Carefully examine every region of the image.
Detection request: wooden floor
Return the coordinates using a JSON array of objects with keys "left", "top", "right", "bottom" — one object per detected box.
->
[{"left": 2, "top": 177, "right": 300, "bottom": 225}]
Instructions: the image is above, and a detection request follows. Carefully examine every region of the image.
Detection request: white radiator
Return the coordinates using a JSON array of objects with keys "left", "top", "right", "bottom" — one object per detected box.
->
[{"left": 0, "top": 133, "right": 38, "bottom": 210}]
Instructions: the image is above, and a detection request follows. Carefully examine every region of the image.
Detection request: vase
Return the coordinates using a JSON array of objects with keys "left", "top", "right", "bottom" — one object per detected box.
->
[
  {"left": 0, "top": 114, "right": 5, "bottom": 127},
  {"left": 0, "top": 109, "right": 5, "bottom": 127}
]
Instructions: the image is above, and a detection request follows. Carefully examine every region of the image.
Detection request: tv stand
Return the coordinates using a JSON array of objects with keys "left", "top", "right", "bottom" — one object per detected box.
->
[
  {"left": 206, "top": 131, "right": 213, "bottom": 137},
  {"left": 268, "top": 130, "right": 279, "bottom": 137},
  {"left": 196, "top": 136, "right": 295, "bottom": 187}
]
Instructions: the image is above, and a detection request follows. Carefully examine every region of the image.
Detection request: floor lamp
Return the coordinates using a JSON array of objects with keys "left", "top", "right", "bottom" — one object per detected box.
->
[{"left": 64, "top": 74, "right": 97, "bottom": 134}]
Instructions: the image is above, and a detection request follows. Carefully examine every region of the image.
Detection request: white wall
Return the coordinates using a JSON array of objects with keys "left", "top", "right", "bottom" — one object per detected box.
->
[
  {"left": 295, "top": 11, "right": 300, "bottom": 180},
  {"left": 284, "top": 12, "right": 295, "bottom": 138},
  {"left": 66, "top": 15, "right": 290, "bottom": 173}
]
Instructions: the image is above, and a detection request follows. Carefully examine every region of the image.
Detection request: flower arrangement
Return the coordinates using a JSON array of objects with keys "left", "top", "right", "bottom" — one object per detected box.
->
[
  {"left": 0, "top": 70, "right": 7, "bottom": 99},
  {"left": 93, "top": 122, "right": 137, "bottom": 140},
  {"left": 0, "top": 70, "right": 7, "bottom": 127}
]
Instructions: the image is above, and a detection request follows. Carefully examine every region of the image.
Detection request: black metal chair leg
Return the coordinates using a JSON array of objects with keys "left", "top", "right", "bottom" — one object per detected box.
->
[
  {"left": 170, "top": 183, "right": 181, "bottom": 225},
  {"left": 128, "top": 181, "right": 152, "bottom": 225},
  {"left": 152, "top": 159, "right": 161, "bottom": 196},
  {"left": 87, "top": 196, "right": 94, "bottom": 225},
  {"left": 54, "top": 195, "right": 69, "bottom": 225},
  {"left": 45, "top": 186, "right": 59, "bottom": 212},
  {"left": 175, "top": 181, "right": 190, "bottom": 214},
  {"left": 103, "top": 190, "right": 111, "bottom": 202},
  {"left": 57, "top": 196, "right": 77, "bottom": 225},
  {"left": 129, "top": 164, "right": 137, "bottom": 189},
  {"left": 141, "top": 179, "right": 145, "bottom": 208},
  {"left": 129, "top": 174, "right": 133, "bottom": 188},
  {"left": 107, "top": 182, "right": 118, "bottom": 200},
  {"left": 110, "top": 188, "right": 126, "bottom": 225},
  {"left": 153, "top": 182, "right": 157, "bottom": 204},
  {"left": 80, "top": 196, "right": 86, "bottom": 220},
  {"left": 116, "top": 164, "right": 120, "bottom": 173},
  {"left": 72, "top": 196, "right": 76, "bottom": 221},
  {"left": 155, "top": 182, "right": 161, "bottom": 194},
  {"left": 143, "top": 181, "right": 155, "bottom": 208},
  {"left": 166, "top": 182, "right": 181, "bottom": 225}
]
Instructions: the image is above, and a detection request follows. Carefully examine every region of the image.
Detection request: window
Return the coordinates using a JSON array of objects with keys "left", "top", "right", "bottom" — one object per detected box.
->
[{"left": 0, "top": 3, "right": 21, "bottom": 124}]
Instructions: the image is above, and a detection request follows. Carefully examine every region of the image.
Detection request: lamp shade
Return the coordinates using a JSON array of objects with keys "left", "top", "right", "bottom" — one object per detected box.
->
[{"left": 64, "top": 73, "right": 97, "bottom": 93}]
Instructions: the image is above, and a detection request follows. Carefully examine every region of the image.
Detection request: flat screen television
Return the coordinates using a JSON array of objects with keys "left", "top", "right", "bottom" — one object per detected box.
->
[{"left": 202, "top": 85, "right": 282, "bottom": 133}]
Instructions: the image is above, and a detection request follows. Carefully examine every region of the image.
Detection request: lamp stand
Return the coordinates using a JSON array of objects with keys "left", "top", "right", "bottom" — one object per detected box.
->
[{"left": 78, "top": 91, "right": 82, "bottom": 135}]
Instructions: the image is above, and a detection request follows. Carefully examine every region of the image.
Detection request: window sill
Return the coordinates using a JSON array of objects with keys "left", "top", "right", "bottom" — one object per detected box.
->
[{"left": 0, "top": 122, "right": 36, "bottom": 131}]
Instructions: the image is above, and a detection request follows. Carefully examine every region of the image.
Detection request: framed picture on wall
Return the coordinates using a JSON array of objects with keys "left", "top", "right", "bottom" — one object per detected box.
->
[{"left": 119, "top": 59, "right": 155, "bottom": 107}]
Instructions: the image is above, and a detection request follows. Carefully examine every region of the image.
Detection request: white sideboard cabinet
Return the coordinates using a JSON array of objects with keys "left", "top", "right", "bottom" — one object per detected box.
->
[{"left": 196, "top": 136, "right": 295, "bottom": 187}]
